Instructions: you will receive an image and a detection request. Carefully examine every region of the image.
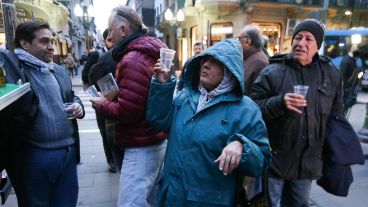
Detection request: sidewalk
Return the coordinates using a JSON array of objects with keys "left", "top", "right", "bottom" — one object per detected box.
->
[
  {"left": 70, "top": 66, "right": 84, "bottom": 87},
  {"left": 309, "top": 96, "right": 368, "bottom": 207}
]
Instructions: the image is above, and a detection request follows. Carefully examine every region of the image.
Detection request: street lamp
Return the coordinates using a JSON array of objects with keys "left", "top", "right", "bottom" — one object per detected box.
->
[
  {"left": 345, "top": 10, "right": 353, "bottom": 28},
  {"left": 164, "top": 8, "right": 185, "bottom": 23},
  {"left": 74, "top": 1, "right": 95, "bottom": 52}
]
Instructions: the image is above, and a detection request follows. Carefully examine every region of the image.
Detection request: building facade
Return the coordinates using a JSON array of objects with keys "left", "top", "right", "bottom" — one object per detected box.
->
[
  {"left": 127, "top": 0, "right": 156, "bottom": 34},
  {"left": 0, "top": 0, "right": 97, "bottom": 63},
  {"left": 156, "top": 0, "right": 368, "bottom": 70},
  {"left": 64, "top": 0, "right": 97, "bottom": 61}
]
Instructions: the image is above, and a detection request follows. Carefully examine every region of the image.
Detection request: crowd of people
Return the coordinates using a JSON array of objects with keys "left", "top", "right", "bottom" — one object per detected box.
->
[{"left": 1, "top": 4, "right": 367, "bottom": 207}]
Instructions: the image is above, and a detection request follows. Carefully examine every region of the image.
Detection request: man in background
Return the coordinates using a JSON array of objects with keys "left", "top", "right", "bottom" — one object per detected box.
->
[
  {"left": 238, "top": 25, "right": 269, "bottom": 96},
  {"left": 177, "top": 42, "right": 204, "bottom": 91},
  {"left": 88, "top": 30, "right": 121, "bottom": 173},
  {"left": 82, "top": 29, "right": 112, "bottom": 90}
]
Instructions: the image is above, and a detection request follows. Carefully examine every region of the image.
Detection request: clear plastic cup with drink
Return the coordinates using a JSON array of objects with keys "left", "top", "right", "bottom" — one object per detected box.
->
[
  {"left": 63, "top": 103, "right": 76, "bottom": 119},
  {"left": 293, "top": 85, "right": 309, "bottom": 97},
  {"left": 160, "top": 48, "right": 176, "bottom": 72}
]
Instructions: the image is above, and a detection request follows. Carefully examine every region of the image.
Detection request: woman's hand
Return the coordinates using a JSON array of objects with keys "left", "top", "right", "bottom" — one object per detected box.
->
[
  {"left": 90, "top": 96, "right": 108, "bottom": 111},
  {"left": 214, "top": 140, "right": 243, "bottom": 176},
  {"left": 154, "top": 59, "right": 171, "bottom": 84}
]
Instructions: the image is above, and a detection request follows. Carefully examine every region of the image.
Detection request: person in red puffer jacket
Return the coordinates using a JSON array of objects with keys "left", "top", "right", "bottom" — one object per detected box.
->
[{"left": 90, "top": 6, "right": 167, "bottom": 207}]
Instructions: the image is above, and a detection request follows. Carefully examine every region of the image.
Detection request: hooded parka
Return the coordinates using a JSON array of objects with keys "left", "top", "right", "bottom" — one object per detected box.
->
[{"left": 146, "top": 39, "right": 271, "bottom": 207}]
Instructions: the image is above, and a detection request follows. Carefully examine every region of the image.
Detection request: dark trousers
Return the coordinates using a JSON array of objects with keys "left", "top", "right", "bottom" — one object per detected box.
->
[
  {"left": 67, "top": 67, "right": 74, "bottom": 77},
  {"left": 21, "top": 145, "right": 78, "bottom": 207},
  {"left": 105, "top": 123, "right": 123, "bottom": 172},
  {"left": 268, "top": 177, "right": 312, "bottom": 207},
  {"left": 74, "top": 66, "right": 79, "bottom": 75},
  {"left": 96, "top": 111, "right": 114, "bottom": 166},
  {"left": 5, "top": 149, "right": 27, "bottom": 207}
]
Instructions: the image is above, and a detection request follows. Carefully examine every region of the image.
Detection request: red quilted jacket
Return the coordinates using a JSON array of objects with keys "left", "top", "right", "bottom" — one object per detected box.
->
[{"left": 99, "top": 36, "right": 167, "bottom": 148}]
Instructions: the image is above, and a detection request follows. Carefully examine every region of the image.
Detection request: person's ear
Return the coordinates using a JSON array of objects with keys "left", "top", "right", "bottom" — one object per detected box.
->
[
  {"left": 246, "top": 38, "right": 252, "bottom": 47},
  {"left": 120, "top": 23, "right": 128, "bottom": 37},
  {"left": 20, "top": 39, "right": 30, "bottom": 51}
]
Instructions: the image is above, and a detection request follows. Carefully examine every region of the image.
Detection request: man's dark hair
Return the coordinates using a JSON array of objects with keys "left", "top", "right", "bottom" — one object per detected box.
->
[
  {"left": 14, "top": 21, "right": 50, "bottom": 48},
  {"left": 103, "top": 29, "right": 109, "bottom": 40},
  {"left": 193, "top": 42, "right": 203, "bottom": 48}
]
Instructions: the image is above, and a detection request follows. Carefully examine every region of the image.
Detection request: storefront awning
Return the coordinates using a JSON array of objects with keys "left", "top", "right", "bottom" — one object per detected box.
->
[
  {"left": 15, "top": 2, "right": 49, "bottom": 23},
  {"left": 57, "top": 34, "right": 72, "bottom": 47}
]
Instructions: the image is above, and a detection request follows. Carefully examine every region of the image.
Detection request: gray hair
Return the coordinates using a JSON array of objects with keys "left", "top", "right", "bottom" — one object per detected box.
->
[
  {"left": 111, "top": 6, "right": 143, "bottom": 34},
  {"left": 240, "top": 25, "right": 263, "bottom": 49}
]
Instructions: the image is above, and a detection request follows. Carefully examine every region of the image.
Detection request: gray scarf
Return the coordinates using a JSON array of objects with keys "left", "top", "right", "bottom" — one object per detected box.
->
[
  {"left": 14, "top": 48, "right": 54, "bottom": 72},
  {"left": 196, "top": 68, "right": 237, "bottom": 112}
]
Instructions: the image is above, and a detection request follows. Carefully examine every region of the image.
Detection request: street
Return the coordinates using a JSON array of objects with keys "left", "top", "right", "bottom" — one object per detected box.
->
[{"left": 2, "top": 72, "right": 368, "bottom": 207}]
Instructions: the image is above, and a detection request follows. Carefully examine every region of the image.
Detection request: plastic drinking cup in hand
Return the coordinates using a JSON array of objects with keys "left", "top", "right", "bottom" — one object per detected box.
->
[
  {"left": 160, "top": 48, "right": 176, "bottom": 72},
  {"left": 63, "top": 103, "right": 76, "bottom": 119},
  {"left": 85, "top": 85, "right": 100, "bottom": 97},
  {"left": 294, "top": 85, "right": 309, "bottom": 97}
]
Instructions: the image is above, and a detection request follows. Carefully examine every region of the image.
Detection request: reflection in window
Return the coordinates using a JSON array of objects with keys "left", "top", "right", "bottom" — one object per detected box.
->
[
  {"left": 191, "top": 25, "right": 199, "bottom": 56},
  {"left": 210, "top": 23, "right": 233, "bottom": 46}
]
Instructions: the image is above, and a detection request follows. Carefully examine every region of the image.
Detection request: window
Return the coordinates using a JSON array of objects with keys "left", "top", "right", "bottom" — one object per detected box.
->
[
  {"left": 210, "top": 22, "right": 233, "bottom": 46},
  {"left": 254, "top": 22, "right": 282, "bottom": 55},
  {"left": 191, "top": 25, "right": 199, "bottom": 55}
]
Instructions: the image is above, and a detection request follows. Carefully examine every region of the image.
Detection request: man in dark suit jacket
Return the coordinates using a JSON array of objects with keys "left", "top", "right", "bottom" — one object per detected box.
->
[
  {"left": 82, "top": 29, "right": 119, "bottom": 173},
  {"left": 81, "top": 29, "right": 113, "bottom": 90}
]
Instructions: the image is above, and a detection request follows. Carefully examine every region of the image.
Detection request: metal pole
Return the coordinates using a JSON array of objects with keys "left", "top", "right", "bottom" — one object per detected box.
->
[
  {"left": 322, "top": 0, "right": 329, "bottom": 25},
  {"left": 1, "top": 0, "right": 17, "bottom": 50},
  {"left": 348, "top": 0, "right": 355, "bottom": 28},
  {"left": 81, "top": 2, "right": 90, "bottom": 53}
]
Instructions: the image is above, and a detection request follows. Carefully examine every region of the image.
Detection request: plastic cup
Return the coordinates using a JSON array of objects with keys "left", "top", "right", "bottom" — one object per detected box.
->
[
  {"left": 85, "top": 85, "right": 100, "bottom": 97},
  {"left": 294, "top": 85, "right": 309, "bottom": 97},
  {"left": 63, "top": 103, "right": 76, "bottom": 119},
  {"left": 160, "top": 48, "right": 176, "bottom": 72}
]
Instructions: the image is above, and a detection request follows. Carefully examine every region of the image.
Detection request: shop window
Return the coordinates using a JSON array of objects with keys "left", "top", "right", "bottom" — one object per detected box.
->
[
  {"left": 190, "top": 26, "right": 199, "bottom": 56},
  {"left": 253, "top": 22, "right": 282, "bottom": 56},
  {"left": 210, "top": 22, "right": 233, "bottom": 46}
]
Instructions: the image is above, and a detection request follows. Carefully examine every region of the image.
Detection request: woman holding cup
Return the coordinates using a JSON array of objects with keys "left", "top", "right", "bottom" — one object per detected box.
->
[{"left": 146, "top": 38, "right": 271, "bottom": 206}]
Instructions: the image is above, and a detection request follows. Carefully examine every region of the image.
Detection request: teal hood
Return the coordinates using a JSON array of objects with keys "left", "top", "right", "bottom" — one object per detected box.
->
[{"left": 184, "top": 38, "right": 245, "bottom": 95}]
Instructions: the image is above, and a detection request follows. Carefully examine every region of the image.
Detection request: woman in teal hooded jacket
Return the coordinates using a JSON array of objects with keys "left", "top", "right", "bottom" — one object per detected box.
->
[{"left": 146, "top": 38, "right": 271, "bottom": 207}]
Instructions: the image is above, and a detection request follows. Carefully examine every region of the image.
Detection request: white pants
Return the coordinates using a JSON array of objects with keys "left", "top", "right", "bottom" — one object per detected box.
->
[{"left": 117, "top": 140, "right": 167, "bottom": 207}]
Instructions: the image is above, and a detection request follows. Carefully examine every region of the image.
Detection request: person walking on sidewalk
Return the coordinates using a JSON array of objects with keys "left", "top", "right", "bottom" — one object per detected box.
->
[
  {"left": 65, "top": 53, "right": 76, "bottom": 78},
  {"left": 238, "top": 25, "right": 269, "bottom": 96},
  {"left": 250, "top": 19, "right": 343, "bottom": 207},
  {"left": 9, "top": 21, "right": 85, "bottom": 207},
  {"left": 147, "top": 38, "right": 271, "bottom": 207},
  {"left": 90, "top": 6, "right": 167, "bottom": 207}
]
